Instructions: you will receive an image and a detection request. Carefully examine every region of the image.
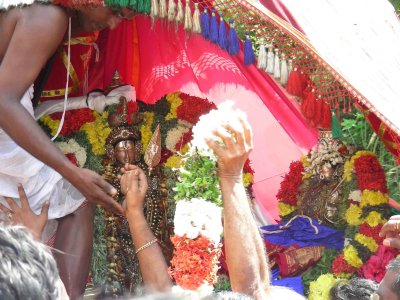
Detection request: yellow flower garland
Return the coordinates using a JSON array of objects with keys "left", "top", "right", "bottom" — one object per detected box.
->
[
  {"left": 81, "top": 112, "right": 111, "bottom": 156},
  {"left": 354, "top": 233, "right": 378, "bottom": 253},
  {"left": 165, "top": 154, "right": 183, "bottom": 169},
  {"left": 242, "top": 173, "right": 253, "bottom": 188},
  {"left": 40, "top": 115, "right": 60, "bottom": 136},
  {"left": 139, "top": 112, "right": 155, "bottom": 153},
  {"left": 308, "top": 274, "right": 339, "bottom": 300},
  {"left": 364, "top": 211, "right": 386, "bottom": 227},
  {"left": 343, "top": 245, "right": 363, "bottom": 268},
  {"left": 165, "top": 92, "right": 182, "bottom": 120},
  {"left": 360, "top": 190, "right": 389, "bottom": 208},
  {"left": 278, "top": 202, "right": 297, "bottom": 217},
  {"left": 345, "top": 204, "right": 363, "bottom": 226}
]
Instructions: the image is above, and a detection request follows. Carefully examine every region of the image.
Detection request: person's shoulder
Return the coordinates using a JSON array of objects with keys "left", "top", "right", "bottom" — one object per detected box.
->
[{"left": 19, "top": 3, "right": 68, "bottom": 31}]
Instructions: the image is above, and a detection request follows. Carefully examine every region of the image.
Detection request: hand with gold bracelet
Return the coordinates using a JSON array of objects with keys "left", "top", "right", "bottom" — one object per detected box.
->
[{"left": 120, "top": 164, "right": 172, "bottom": 292}]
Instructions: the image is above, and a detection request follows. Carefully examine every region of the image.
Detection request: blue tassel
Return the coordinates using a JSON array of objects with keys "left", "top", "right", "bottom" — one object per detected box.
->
[
  {"left": 201, "top": 8, "right": 210, "bottom": 39},
  {"left": 244, "top": 31, "right": 255, "bottom": 65},
  {"left": 209, "top": 10, "right": 219, "bottom": 43},
  {"left": 228, "top": 20, "right": 240, "bottom": 55},
  {"left": 218, "top": 13, "right": 228, "bottom": 50}
]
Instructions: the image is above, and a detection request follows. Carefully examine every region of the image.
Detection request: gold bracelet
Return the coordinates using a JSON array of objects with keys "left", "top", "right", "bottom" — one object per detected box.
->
[{"left": 135, "top": 238, "right": 158, "bottom": 255}]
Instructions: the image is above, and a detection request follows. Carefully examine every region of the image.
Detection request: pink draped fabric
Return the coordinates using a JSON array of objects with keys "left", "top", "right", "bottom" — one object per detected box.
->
[{"left": 88, "top": 17, "right": 317, "bottom": 222}]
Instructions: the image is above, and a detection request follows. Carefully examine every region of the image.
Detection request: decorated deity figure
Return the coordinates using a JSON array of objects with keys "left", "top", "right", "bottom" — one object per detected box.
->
[
  {"left": 297, "top": 131, "right": 351, "bottom": 226},
  {"left": 102, "top": 96, "right": 167, "bottom": 296}
]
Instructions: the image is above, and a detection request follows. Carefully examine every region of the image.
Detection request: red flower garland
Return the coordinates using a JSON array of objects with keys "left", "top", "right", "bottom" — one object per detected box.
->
[
  {"left": 177, "top": 93, "right": 217, "bottom": 124},
  {"left": 175, "top": 129, "right": 193, "bottom": 151},
  {"left": 51, "top": 108, "right": 95, "bottom": 136},
  {"left": 359, "top": 223, "right": 384, "bottom": 245},
  {"left": 276, "top": 161, "right": 304, "bottom": 206},
  {"left": 332, "top": 254, "right": 356, "bottom": 275},
  {"left": 354, "top": 154, "right": 388, "bottom": 193},
  {"left": 169, "top": 235, "right": 221, "bottom": 290}
]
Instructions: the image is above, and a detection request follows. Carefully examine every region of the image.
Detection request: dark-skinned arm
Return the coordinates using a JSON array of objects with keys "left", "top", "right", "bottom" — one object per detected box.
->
[
  {"left": 0, "top": 4, "right": 122, "bottom": 214},
  {"left": 120, "top": 165, "right": 172, "bottom": 292},
  {"left": 206, "top": 118, "right": 269, "bottom": 299}
]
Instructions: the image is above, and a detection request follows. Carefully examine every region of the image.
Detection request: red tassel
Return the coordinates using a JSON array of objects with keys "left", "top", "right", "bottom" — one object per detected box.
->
[
  {"left": 301, "top": 89, "right": 316, "bottom": 120},
  {"left": 320, "top": 102, "right": 332, "bottom": 129},
  {"left": 314, "top": 96, "right": 323, "bottom": 127},
  {"left": 287, "top": 66, "right": 307, "bottom": 97}
]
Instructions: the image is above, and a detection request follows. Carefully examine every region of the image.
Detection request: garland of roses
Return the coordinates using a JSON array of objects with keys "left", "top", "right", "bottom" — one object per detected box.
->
[
  {"left": 38, "top": 91, "right": 255, "bottom": 285},
  {"left": 276, "top": 150, "right": 394, "bottom": 297}
]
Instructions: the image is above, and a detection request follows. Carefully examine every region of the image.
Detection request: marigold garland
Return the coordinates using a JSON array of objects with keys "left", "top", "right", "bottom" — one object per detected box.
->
[
  {"left": 343, "top": 245, "right": 363, "bottom": 269},
  {"left": 165, "top": 92, "right": 183, "bottom": 120},
  {"left": 354, "top": 233, "right": 378, "bottom": 253},
  {"left": 364, "top": 211, "right": 386, "bottom": 227},
  {"left": 80, "top": 112, "right": 111, "bottom": 156},
  {"left": 344, "top": 204, "right": 362, "bottom": 226},
  {"left": 308, "top": 274, "right": 339, "bottom": 300},
  {"left": 139, "top": 111, "right": 155, "bottom": 153},
  {"left": 278, "top": 202, "right": 297, "bottom": 217},
  {"left": 360, "top": 190, "right": 389, "bottom": 208}
]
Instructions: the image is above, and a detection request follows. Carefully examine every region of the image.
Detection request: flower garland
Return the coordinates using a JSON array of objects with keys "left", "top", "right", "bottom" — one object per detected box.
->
[
  {"left": 276, "top": 146, "right": 394, "bottom": 294},
  {"left": 39, "top": 91, "right": 255, "bottom": 288}
]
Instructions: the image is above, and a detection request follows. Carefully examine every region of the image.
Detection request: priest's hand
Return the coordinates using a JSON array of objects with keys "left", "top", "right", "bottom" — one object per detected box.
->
[{"left": 120, "top": 164, "right": 148, "bottom": 214}]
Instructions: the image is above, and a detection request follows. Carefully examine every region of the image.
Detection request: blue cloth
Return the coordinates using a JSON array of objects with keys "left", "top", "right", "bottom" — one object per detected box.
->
[
  {"left": 272, "top": 276, "right": 304, "bottom": 296},
  {"left": 261, "top": 216, "right": 344, "bottom": 250}
]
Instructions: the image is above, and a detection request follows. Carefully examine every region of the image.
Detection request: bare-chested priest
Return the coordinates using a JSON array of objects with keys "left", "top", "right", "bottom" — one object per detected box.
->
[{"left": 0, "top": 1, "right": 137, "bottom": 298}]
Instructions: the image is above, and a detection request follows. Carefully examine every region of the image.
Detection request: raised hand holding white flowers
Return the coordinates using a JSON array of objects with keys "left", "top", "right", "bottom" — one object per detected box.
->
[{"left": 205, "top": 117, "right": 253, "bottom": 180}]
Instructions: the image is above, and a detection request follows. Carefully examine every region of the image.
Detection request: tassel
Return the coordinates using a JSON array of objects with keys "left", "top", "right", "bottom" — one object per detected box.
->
[
  {"left": 288, "top": 58, "right": 293, "bottom": 74},
  {"left": 201, "top": 8, "right": 210, "bottom": 39},
  {"left": 184, "top": 0, "right": 192, "bottom": 31},
  {"left": 244, "top": 31, "right": 255, "bottom": 65},
  {"left": 314, "top": 95, "right": 323, "bottom": 127},
  {"left": 159, "top": 0, "right": 167, "bottom": 18},
  {"left": 209, "top": 10, "right": 219, "bottom": 43},
  {"left": 175, "top": 0, "right": 183, "bottom": 24},
  {"left": 218, "top": 13, "right": 228, "bottom": 50},
  {"left": 192, "top": 3, "right": 201, "bottom": 33},
  {"left": 301, "top": 88, "right": 316, "bottom": 120},
  {"left": 150, "top": 0, "right": 159, "bottom": 20},
  {"left": 266, "top": 44, "right": 274, "bottom": 74},
  {"left": 167, "top": 0, "right": 175, "bottom": 21},
  {"left": 320, "top": 102, "right": 332, "bottom": 129},
  {"left": 273, "top": 48, "right": 280, "bottom": 79},
  {"left": 287, "top": 66, "right": 306, "bottom": 97},
  {"left": 331, "top": 109, "right": 343, "bottom": 138},
  {"left": 228, "top": 20, "right": 240, "bottom": 55},
  {"left": 280, "top": 53, "right": 288, "bottom": 85},
  {"left": 257, "top": 38, "right": 267, "bottom": 69}
]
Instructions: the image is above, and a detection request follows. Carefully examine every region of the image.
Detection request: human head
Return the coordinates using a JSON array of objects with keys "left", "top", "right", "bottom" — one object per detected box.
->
[
  {"left": 73, "top": 4, "right": 138, "bottom": 32},
  {"left": 0, "top": 225, "right": 62, "bottom": 300},
  {"left": 376, "top": 258, "right": 400, "bottom": 300},
  {"left": 329, "top": 278, "right": 378, "bottom": 300}
]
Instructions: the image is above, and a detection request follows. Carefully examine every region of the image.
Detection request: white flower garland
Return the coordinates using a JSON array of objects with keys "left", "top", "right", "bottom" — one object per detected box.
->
[
  {"left": 174, "top": 198, "right": 223, "bottom": 245},
  {"left": 55, "top": 139, "right": 87, "bottom": 167}
]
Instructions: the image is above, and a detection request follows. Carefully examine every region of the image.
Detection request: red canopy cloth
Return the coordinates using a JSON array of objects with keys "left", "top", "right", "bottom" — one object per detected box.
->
[{"left": 89, "top": 17, "right": 317, "bottom": 222}]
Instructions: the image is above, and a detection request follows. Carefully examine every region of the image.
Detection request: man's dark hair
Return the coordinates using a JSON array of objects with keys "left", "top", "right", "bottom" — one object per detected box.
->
[
  {"left": 329, "top": 278, "right": 378, "bottom": 300},
  {"left": 0, "top": 225, "right": 60, "bottom": 300},
  {"left": 386, "top": 258, "right": 400, "bottom": 300}
]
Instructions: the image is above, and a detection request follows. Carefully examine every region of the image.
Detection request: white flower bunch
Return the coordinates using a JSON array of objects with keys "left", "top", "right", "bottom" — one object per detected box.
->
[
  {"left": 56, "top": 139, "right": 87, "bottom": 167},
  {"left": 306, "top": 140, "right": 344, "bottom": 176},
  {"left": 165, "top": 120, "right": 192, "bottom": 152},
  {"left": 348, "top": 190, "right": 362, "bottom": 203},
  {"left": 174, "top": 198, "right": 223, "bottom": 245},
  {"left": 172, "top": 283, "right": 213, "bottom": 299},
  {"left": 190, "top": 101, "right": 247, "bottom": 160}
]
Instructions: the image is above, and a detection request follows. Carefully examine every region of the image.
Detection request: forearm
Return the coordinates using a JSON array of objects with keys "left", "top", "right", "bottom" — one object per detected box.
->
[
  {"left": 220, "top": 177, "right": 269, "bottom": 296},
  {"left": 0, "top": 97, "right": 75, "bottom": 178},
  {"left": 126, "top": 209, "right": 172, "bottom": 292}
]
